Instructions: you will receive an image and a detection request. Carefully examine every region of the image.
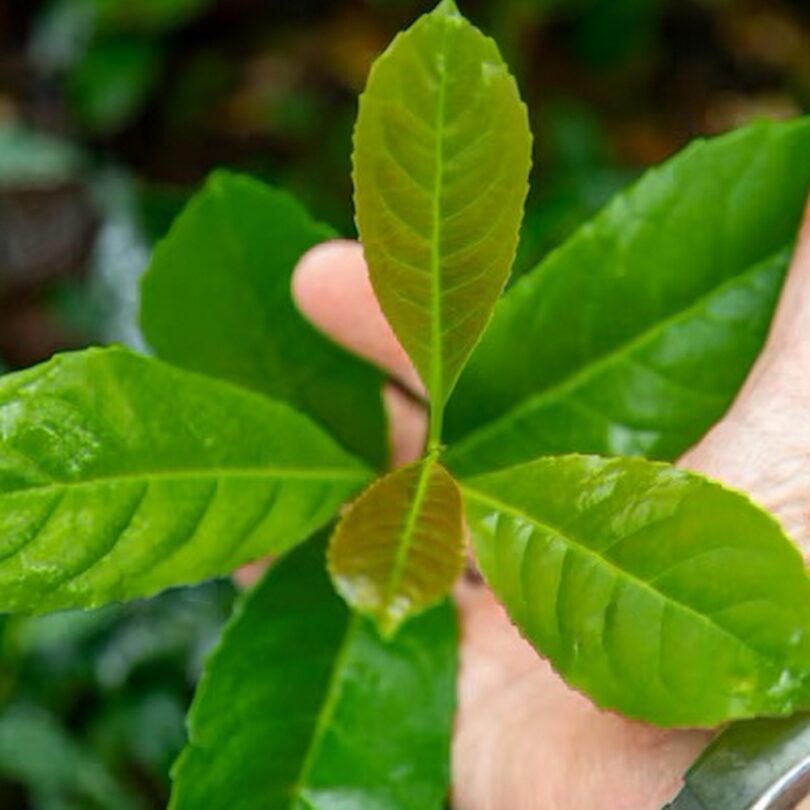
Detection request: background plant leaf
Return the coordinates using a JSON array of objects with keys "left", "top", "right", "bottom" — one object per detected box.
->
[
  {"left": 89, "top": 0, "right": 215, "bottom": 34},
  {"left": 140, "top": 171, "right": 388, "bottom": 468},
  {"left": 0, "top": 580, "right": 235, "bottom": 808},
  {"left": 69, "top": 39, "right": 162, "bottom": 134},
  {"left": 352, "top": 0, "right": 532, "bottom": 415},
  {"left": 170, "top": 532, "right": 458, "bottom": 810},
  {"left": 464, "top": 454, "right": 810, "bottom": 726},
  {"left": 328, "top": 456, "right": 464, "bottom": 637},
  {"left": 665, "top": 713, "right": 810, "bottom": 810},
  {"left": 0, "top": 705, "right": 144, "bottom": 810},
  {"left": 446, "top": 118, "right": 810, "bottom": 476},
  {"left": 0, "top": 346, "right": 369, "bottom": 613}
]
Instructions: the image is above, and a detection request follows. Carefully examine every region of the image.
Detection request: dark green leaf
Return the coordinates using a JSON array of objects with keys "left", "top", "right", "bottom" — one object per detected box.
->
[
  {"left": 170, "top": 533, "right": 458, "bottom": 810},
  {"left": 141, "top": 171, "right": 388, "bottom": 468},
  {"left": 446, "top": 118, "right": 810, "bottom": 475},
  {"left": 69, "top": 39, "right": 162, "bottom": 133},
  {"left": 0, "top": 347, "right": 369, "bottom": 613},
  {"left": 329, "top": 456, "right": 464, "bottom": 636},
  {"left": 666, "top": 714, "right": 810, "bottom": 810},
  {"left": 91, "top": 0, "right": 214, "bottom": 33},
  {"left": 464, "top": 454, "right": 810, "bottom": 726},
  {"left": 353, "top": 0, "right": 532, "bottom": 426}
]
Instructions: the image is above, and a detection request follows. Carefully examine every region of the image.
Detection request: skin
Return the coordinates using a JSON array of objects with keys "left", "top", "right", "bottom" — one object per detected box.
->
[{"left": 291, "top": 198, "right": 810, "bottom": 810}]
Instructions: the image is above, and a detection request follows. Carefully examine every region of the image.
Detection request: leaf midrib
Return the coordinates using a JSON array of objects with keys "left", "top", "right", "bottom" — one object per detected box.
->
[
  {"left": 385, "top": 459, "right": 435, "bottom": 616},
  {"left": 290, "top": 612, "right": 360, "bottom": 805},
  {"left": 1, "top": 465, "right": 369, "bottom": 497},
  {"left": 450, "top": 248, "right": 788, "bottom": 458},
  {"left": 462, "top": 483, "right": 792, "bottom": 674},
  {"left": 428, "top": 17, "right": 450, "bottom": 442}
]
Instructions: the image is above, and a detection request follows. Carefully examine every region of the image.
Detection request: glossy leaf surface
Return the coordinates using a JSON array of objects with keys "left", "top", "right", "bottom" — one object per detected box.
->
[
  {"left": 446, "top": 118, "right": 810, "bottom": 475},
  {"left": 353, "top": 0, "right": 532, "bottom": 413},
  {"left": 464, "top": 454, "right": 810, "bottom": 726},
  {"left": 141, "top": 171, "right": 387, "bottom": 468},
  {"left": 0, "top": 347, "right": 369, "bottom": 613},
  {"left": 171, "top": 533, "right": 458, "bottom": 810},
  {"left": 329, "top": 456, "right": 464, "bottom": 636},
  {"left": 666, "top": 713, "right": 810, "bottom": 810}
]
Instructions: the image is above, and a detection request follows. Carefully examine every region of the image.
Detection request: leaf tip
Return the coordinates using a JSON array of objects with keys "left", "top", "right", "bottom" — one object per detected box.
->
[{"left": 434, "top": 0, "right": 462, "bottom": 18}]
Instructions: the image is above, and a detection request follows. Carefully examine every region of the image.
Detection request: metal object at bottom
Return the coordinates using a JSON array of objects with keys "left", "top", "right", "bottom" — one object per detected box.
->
[{"left": 664, "top": 715, "right": 810, "bottom": 810}]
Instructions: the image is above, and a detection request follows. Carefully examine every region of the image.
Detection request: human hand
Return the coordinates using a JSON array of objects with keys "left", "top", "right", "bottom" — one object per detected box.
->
[{"left": 291, "top": 197, "right": 810, "bottom": 810}]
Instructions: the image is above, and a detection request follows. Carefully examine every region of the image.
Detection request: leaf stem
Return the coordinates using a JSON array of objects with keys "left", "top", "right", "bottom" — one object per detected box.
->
[{"left": 428, "top": 400, "right": 445, "bottom": 453}]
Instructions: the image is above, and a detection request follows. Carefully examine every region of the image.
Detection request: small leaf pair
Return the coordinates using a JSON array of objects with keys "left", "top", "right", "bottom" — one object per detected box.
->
[{"left": 329, "top": 0, "right": 531, "bottom": 637}]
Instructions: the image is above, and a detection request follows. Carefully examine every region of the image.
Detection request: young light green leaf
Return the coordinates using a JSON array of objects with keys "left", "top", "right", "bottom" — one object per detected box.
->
[
  {"left": 446, "top": 118, "right": 810, "bottom": 476},
  {"left": 329, "top": 456, "right": 464, "bottom": 637},
  {"left": 666, "top": 713, "right": 810, "bottom": 810},
  {"left": 170, "top": 532, "right": 458, "bottom": 810},
  {"left": 141, "top": 171, "right": 388, "bottom": 468},
  {"left": 353, "top": 0, "right": 532, "bottom": 434},
  {"left": 464, "top": 454, "right": 810, "bottom": 727},
  {"left": 0, "top": 347, "right": 370, "bottom": 613}
]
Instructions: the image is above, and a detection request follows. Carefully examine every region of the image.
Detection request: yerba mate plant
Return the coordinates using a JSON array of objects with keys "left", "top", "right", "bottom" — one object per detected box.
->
[{"left": 0, "top": 1, "right": 809, "bottom": 807}]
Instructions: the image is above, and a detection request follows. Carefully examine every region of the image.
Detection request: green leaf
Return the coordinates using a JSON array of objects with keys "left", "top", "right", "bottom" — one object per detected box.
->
[
  {"left": 665, "top": 713, "right": 810, "bottom": 810},
  {"left": 0, "top": 347, "right": 369, "bottom": 613},
  {"left": 140, "top": 171, "right": 388, "bottom": 468},
  {"left": 463, "top": 454, "right": 810, "bottom": 726},
  {"left": 352, "top": 0, "right": 532, "bottom": 431},
  {"left": 170, "top": 532, "right": 458, "bottom": 810},
  {"left": 446, "top": 118, "right": 810, "bottom": 476},
  {"left": 328, "top": 456, "right": 464, "bottom": 636}
]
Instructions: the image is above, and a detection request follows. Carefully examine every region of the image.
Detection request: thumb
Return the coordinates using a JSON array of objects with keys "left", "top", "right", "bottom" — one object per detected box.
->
[{"left": 292, "top": 240, "right": 427, "bottom": 465}]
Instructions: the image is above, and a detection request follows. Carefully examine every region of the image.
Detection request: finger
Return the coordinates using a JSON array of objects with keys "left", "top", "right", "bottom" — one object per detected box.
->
[
  {"left": 293, "top": 240, "right": 425, "bottom": 396},
  {"left": 234, "top": 558, "right": 271, "bottom": 588},
  {"left": 383, "top": 384, "right": 428, "bottom": 465},
  {"left": 800, "top": 195, "right": 810, "bottom": 243},
  {"left": 763, "top": 194, "right": 810, "bottom": 358}
]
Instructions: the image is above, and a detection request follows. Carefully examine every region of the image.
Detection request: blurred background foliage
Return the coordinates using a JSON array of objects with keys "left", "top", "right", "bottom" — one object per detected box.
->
[{"left": 0, "top": 0, "right": 808, "bottom": 806}]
